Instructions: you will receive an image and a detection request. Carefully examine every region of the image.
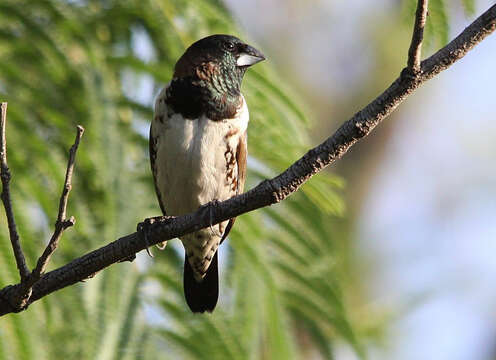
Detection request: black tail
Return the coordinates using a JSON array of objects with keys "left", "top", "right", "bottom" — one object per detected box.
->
[{"left": 183, "top": 252, "right": 219, "bottom": 313}]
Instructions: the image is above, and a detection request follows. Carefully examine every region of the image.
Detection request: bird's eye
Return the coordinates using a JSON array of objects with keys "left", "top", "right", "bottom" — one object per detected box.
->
[{"left": 223, "top": 42, "right": 235, "bottom": 52}]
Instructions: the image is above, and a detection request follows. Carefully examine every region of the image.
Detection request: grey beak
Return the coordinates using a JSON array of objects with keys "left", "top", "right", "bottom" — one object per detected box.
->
[{"left": 236, "top": 44, "right": 266, "bottom": 67}]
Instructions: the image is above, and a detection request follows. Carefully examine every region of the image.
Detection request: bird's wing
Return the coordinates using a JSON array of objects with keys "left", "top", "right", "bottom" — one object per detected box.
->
[
  {"left": 150, "top": 88, "right": 171, "bottom": 250},
  {"left": 220, "top": 130, "right": 247, "bottom": 244},
  {"left": 149, "top": 126, "right": 167, "bottom": 215},
  {"left": 150, "top": 87, "right": 169, "bottom": 215}
]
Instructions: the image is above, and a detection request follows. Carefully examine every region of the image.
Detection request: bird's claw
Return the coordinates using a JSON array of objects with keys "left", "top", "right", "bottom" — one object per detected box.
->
[
  {"left": 137, "top": 217, "right": 158, "bottom": 258},
  {"left": 156, "top": 242, "right": 167, "bottom": 250}
]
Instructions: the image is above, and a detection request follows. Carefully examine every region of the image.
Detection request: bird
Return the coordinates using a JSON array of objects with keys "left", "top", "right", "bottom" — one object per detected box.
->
[{"left": 149, "top": 34, "right": 265, "bottom": 313}]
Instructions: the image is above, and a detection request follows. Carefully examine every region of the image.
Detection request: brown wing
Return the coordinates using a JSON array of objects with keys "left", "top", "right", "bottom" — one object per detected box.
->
[
  {"left": 221, "top": 131, "right": 247, "bottom": 244},
  {"left": 150, "top": 119, "right": 169, "bottom": 250},
  {"left": 149, "top": 124, "right": 167, "bottom": 215}
]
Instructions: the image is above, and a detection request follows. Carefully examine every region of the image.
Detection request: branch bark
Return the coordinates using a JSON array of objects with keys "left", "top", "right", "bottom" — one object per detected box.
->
[
  {"left": 408, "top": 0, "right": 429, "bottom": 72},
  {"left": 0, "top": 3, "right": 495, "bottom": 317},
  {"left": 0, "top": 122, "right": 83, "bottom": 312},
  {"left": 0, "top": 102, "right": 30, "bottom": 281},
  {"left": 28, "top": 126, "right": 84, "bottom": 286}
]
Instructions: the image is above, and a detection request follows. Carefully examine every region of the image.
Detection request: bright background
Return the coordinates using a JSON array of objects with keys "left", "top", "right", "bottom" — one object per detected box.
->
[
  {"left": 225, "top": 0, "right": 496, "bottom": 358},
  {"left": 0, "top": 0, "right": 495, "bottom": 359}
]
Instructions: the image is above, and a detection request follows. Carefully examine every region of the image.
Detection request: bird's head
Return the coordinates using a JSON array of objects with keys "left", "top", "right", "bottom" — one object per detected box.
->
[
  {"left": 167, "top": 35, "right": 265, "bottom": 120},
  {"left": 173, "top": 34, "right": 265, "bottom": 93}
]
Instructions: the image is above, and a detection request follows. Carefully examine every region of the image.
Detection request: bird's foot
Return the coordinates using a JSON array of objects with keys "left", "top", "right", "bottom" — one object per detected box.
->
[
  {"left": 137, "top": 215, "right": 175, "bottom": 256},
  {"left": 137, "top": 216, "right": 162, "bottom": 258},
  {"left": 156, "top": 241, "right": 167, "bottom": 250}
]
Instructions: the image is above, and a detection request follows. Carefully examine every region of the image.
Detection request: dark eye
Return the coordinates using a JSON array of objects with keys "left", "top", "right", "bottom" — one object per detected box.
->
[{"left": 223, "top": 42, "right": 235, "bottom": 52}]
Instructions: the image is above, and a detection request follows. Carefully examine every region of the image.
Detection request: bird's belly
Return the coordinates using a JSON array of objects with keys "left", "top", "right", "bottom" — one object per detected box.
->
[
  {"left": 154, "top": 114, "right": 244, "bottom": 278},
  {"left": 155, "top": 115, "right": 240, "bottom": 217}
]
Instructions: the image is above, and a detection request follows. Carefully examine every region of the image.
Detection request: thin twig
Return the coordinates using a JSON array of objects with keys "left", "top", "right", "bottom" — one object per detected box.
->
[
  {"left": 30, "top": 125, "right": 84, "bottom": 282},
  {"left": 407, "top": 0, "right": 429, "bottom": 72},
  {"left": 0, "top": 3, "right": 495, "bottom": 316},
  {"left": 0, "top": 102, "right": 30, "bottom": 281}
]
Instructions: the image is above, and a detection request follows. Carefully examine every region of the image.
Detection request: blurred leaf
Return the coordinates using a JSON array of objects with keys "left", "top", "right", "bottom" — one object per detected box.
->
[
  {"left": 402, "top": 0, "right": 451, "bottom": 48},
  {"left": 461, "top": 0, "right": 476, "bottom": 16}
]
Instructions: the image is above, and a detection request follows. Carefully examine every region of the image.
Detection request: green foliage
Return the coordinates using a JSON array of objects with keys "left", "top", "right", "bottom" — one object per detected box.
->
[
  {"left": 428, "top": 0, "right": 450, "bottom": 47},
  {"left": 0, "top": 0, "right": 357, "bottom": 359},
  {"left": 461, "top": 0, "right": 476, "bottom": 16},
  {"left": 402, "top": 0, "right": 478, "bottom": 48}
]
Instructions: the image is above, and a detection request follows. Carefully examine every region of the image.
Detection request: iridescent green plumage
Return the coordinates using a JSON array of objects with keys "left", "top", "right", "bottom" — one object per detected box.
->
[{"left": 166, "top": 35, "right": 264, "bottom": 120}]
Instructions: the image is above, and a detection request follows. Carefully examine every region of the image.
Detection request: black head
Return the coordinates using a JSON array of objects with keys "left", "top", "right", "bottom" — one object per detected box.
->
[
  {"left": 167, "top": 35, "right": 265, "bottom": 121},
  {"left": 173, "top": 34, "right": 265, "bottom": 81}
]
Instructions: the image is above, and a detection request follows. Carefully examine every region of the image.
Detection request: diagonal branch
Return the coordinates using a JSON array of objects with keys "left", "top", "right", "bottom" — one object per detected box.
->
[
  {"left": 0, "top": 102, "right": 30, "bottom": 281},
  {"left": 0, "top": 3, "right": 495, "bottom": 316},
  {"left": 407, "top": 0, "right": 429, "bottom": 72}
]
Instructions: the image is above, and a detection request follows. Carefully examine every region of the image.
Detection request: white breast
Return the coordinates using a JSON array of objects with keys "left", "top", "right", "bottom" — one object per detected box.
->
[{"left": 151, "top": 88, "right": 248, "bottom": 217}]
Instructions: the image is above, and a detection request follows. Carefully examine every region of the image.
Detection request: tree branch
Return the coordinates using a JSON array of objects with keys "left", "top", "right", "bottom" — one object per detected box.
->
[
  {"left": 407, "top": 0, "right": 429, "bottom": 72},
  {"left": 0, "top": 3, "right": 495, "bottom": 316},
  {"left": 29, "top": 126, "right": 84, "bottom": 285},
  {"left": 0, "top": 123, "right": 84, "bottom": 312},
  {"left": 0, "top": 102, "right": 30, "bottom": 282}
]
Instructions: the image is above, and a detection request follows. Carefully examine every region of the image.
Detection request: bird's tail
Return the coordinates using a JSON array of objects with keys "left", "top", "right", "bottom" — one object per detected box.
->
[{"left": 183, "top": 252, "right": 219, "bottom": 313}]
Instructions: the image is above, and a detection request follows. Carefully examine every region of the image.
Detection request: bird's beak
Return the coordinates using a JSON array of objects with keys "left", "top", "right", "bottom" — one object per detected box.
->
[{"left": 236, "top": 44, "right": 266, "bottom": 67}]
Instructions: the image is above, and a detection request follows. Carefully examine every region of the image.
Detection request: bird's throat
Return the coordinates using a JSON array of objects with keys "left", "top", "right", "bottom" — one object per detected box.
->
[{"left": 166, "top": 71, "right": 243, "bottom": 121}]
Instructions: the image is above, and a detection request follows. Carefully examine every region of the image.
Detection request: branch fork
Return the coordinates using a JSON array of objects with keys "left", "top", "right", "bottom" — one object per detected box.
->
[{"left": 0, "top": 102, "right": 84, "bottom": 311}]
